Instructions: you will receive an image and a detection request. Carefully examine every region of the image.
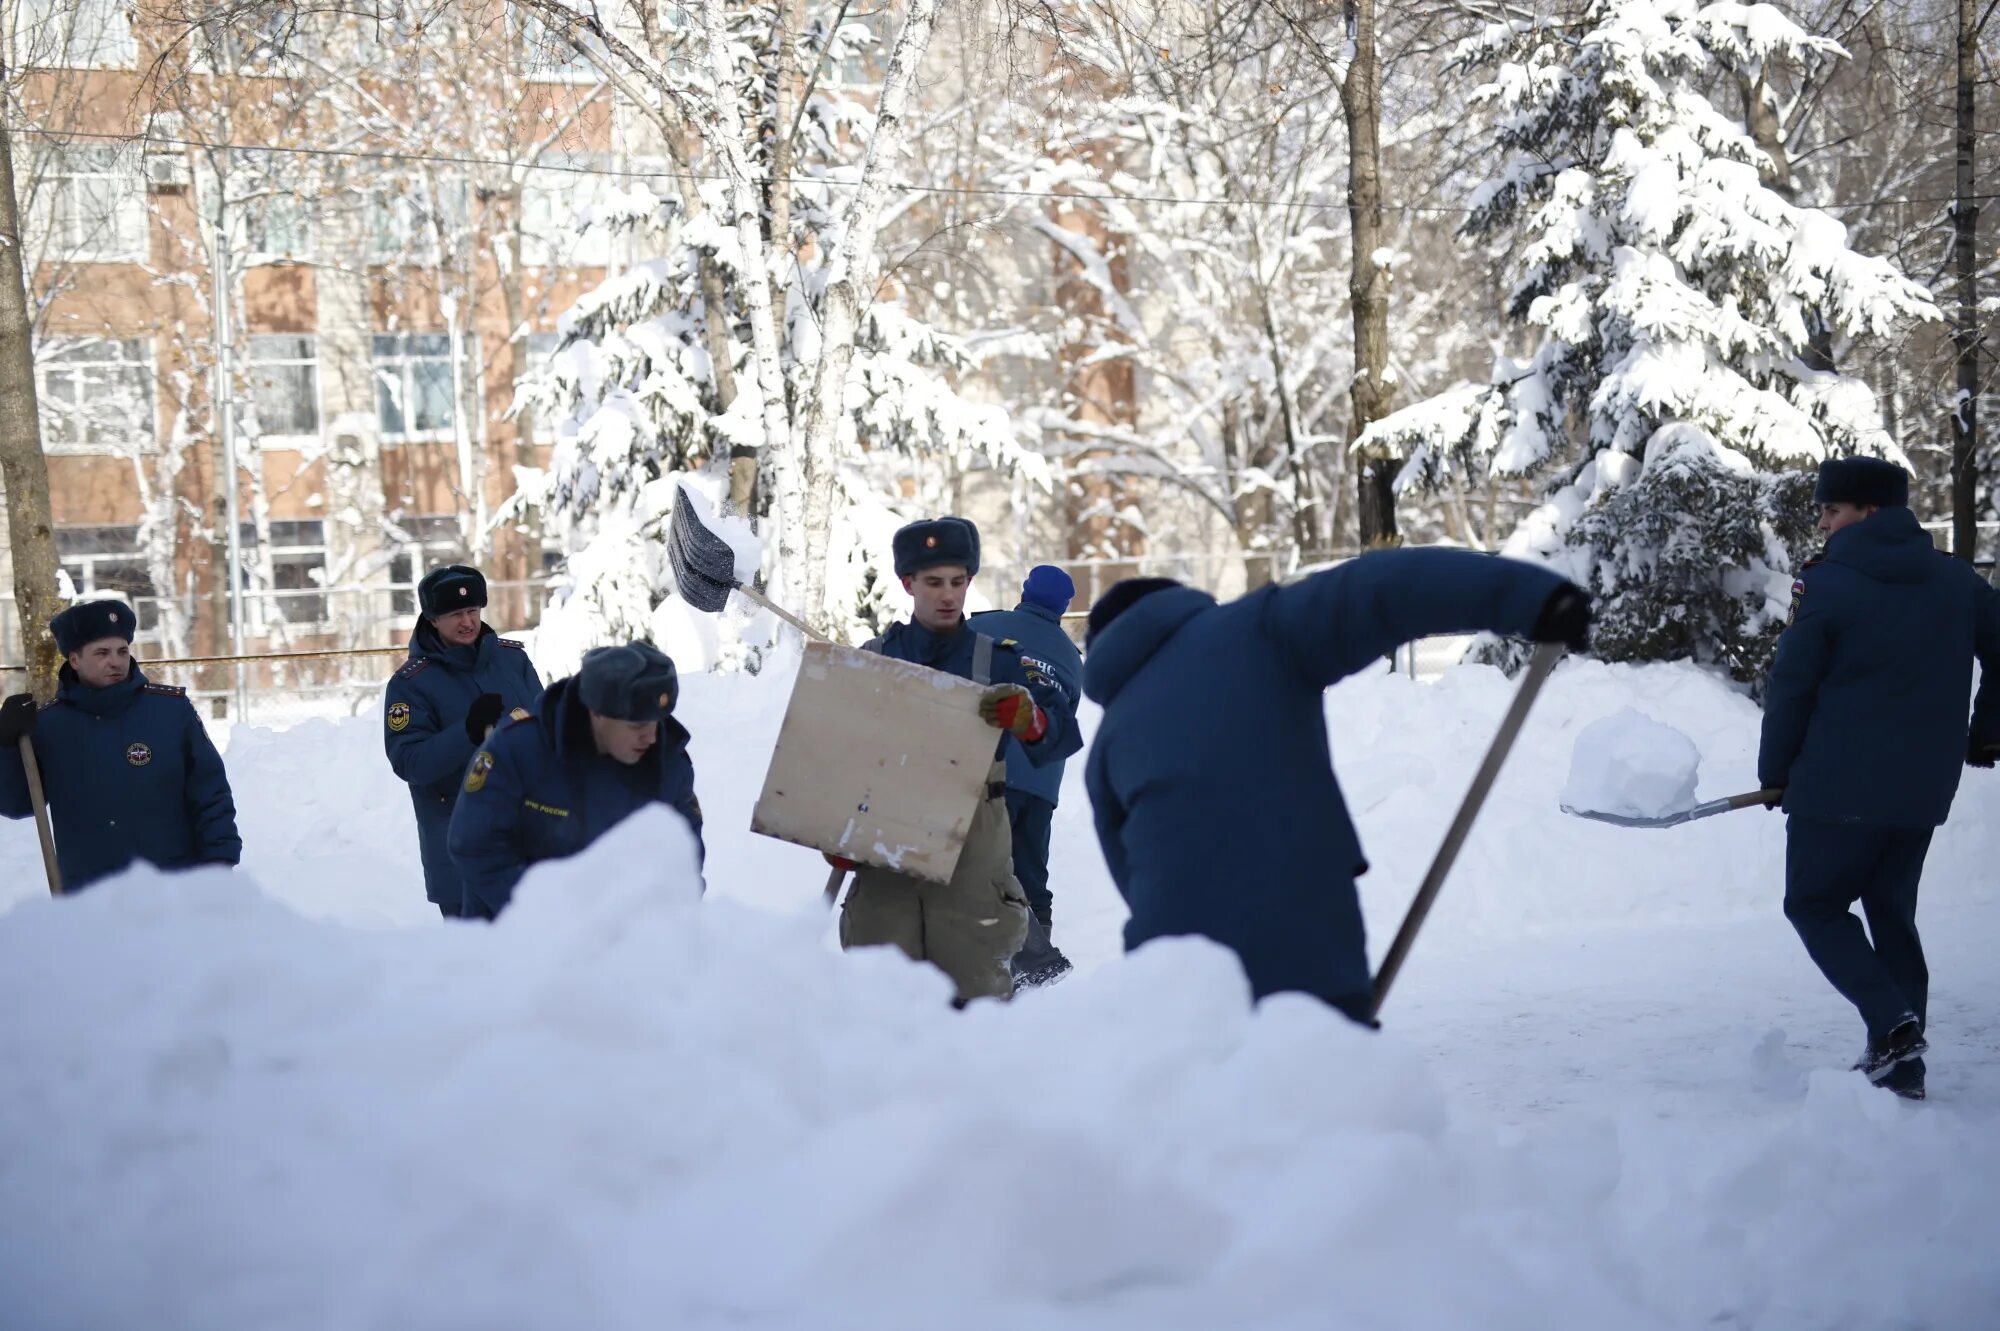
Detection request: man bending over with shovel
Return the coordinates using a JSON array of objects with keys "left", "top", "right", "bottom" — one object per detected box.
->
[
  {"left": 1760, "top": 457, "right": 2000, "bottom": 1101},
  {"left": 1082, "top": 554, "right": 1587, "bottom": 1026}
]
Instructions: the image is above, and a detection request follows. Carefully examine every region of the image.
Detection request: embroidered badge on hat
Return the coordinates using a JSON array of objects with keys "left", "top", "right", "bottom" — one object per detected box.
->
[
  {"left": 126, "top": 742, "right": 152, "bottom": 767},
  {"left": 926, "top": 535, "right": 938, "bottom": 548},
  {"left": 658, "top": 693, "right": 671, "bottom": 708},
  {"left": 109, "top": 610, "right": 120, "bottom": 624},
  {"left": 464, "top": 750, "right": 494, "bottom": 793},
  {"left": 387, "top": 701, "right": 411, "bottom": 733},
  {"left": 458, "top": 587, "right": 468, "bottom": 597}
]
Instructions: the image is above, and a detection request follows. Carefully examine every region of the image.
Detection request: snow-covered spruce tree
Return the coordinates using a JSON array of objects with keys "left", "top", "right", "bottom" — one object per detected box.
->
[{"left": 1359, "top": 0, "right": 1935, "bottom": 683}]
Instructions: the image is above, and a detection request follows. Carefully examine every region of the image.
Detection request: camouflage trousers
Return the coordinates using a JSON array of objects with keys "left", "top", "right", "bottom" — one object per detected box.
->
[{"left": 839, "top": 761, "right": 1031, "bottom": 1003}]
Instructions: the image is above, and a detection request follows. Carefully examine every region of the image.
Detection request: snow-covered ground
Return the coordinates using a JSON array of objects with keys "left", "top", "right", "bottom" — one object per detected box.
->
[{"left": 4, "top": 654, "right": 1999, "bottom": 1328}]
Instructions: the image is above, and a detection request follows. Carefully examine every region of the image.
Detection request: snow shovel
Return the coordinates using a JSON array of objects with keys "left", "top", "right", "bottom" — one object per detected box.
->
[
  {"left": 666, "top": 486, "right": 821, "bottom": 641},
  {"left": 664, "top": 486, "right": 850, "bottom": 903},
  {"left": 1369, "top": 641, "right": 1564, "bottom": 1020},
  {"left": 17, "top": 736, "right": 62, "bottom": 896},
  {"left": 1560, "top": 788, "right": 1781, "bottom": 829}
]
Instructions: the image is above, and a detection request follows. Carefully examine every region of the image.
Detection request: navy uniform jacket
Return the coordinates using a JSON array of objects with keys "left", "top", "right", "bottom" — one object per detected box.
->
[
  {"left": 867, "top": 618, "right": 1084, "bottom": 772},
  {"left": 1083, "top": 549, "right": 1562, "bottom": 1010},
  {"left": 447, "top": 675, "right": 704, "bottom": 919},
  {"left": 0, "top": 665, "right": 240, "bottom": 891},
  {"left": 1760, "top": 506, "right": 2000, "bottom": 828},
  {"left": 968, "top": 602, "right": 1084, "bottom": 805},
  {"left": 383, "top": 621, "right": 543, "bottom": 908}
]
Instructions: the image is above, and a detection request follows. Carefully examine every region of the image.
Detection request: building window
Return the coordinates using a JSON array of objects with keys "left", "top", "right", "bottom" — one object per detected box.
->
[
  {"left": 239, "top": 519, "right": 329, "bottom": 628},
  {"left": 55, "top": 527, "right": 160, "bottom": 631},
  {"left": 12, "top": 0, "right": 137, "bottom": 69},
  {"left": 368, "top": 177, "right": 469, "bottom": 263},
  {"left": 521, "top": 157, "right": 616, "bottom": 268},
  {"left": 373, "top": 333, "right": 460, "bottom": 441},
  {"left": 388, "top": 515, "right": 466, "bottom": 615},
  {"left": 32, "top": 144, "right": 148, "bottom": 261},
  {"left": 196, "top": 6, "right": 308, "bottom": 73},
  {"left": 515, "top": 330, "right": 563, "bottom": 440},
  {"left": 517, "top": 9, "right": 606, "bottom": 82},
  {"left": 246, "top": 334, "right": 320, "bottom": 441},
  {"left": 235, "top": 151, "right": 311, "bottom": 260},
  {"left": 37, "top": 338, "right": 154, "bottom": 454}
]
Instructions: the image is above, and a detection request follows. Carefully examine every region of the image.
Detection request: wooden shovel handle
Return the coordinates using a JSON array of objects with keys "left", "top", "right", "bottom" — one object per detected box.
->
[{"left": 18, "top": 736, "right": 62, "bottom": 896}]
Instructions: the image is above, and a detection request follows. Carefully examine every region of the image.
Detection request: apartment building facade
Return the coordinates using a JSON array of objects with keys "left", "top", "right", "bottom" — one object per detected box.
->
[{"left": 2, "top": 0, "right": 630, "bottom": 666}]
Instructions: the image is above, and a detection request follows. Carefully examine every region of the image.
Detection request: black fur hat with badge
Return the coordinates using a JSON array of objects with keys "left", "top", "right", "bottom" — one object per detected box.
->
[
  {"left": 1814, "top": 457, "right": 1909, "bottom": 509},
  {"left": 50, "top": 598, "right": 137, "bottom": 656},
  {"left": 418, "top": 564, "right": 488, "bottom": 619},
  {"left": 892, "top": 518, "right": 980, "bottom": 579}
]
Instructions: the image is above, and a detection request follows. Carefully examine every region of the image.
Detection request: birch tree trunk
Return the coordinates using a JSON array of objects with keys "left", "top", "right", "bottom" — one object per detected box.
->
[
  {"left": 791, "top": 0, "right": 942, "bottom": 631},
  {"left": 703, "top": 0, "right": 801, "bottom": 600},
  {"left": 1953, "top": 0, "right": 1980, "bottom": 565},
  {"left": 0, "top": 113, "right": 61, "bottom": 696}
]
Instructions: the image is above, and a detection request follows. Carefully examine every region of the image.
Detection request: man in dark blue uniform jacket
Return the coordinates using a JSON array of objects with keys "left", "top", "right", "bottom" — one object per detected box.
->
[
  {"left": 0, "top": 599, "right": 240, "bottom": 892},
  {"left": 1083, "top": 551, "right": 1585, "bottom": 1025},
  {"left": 835, "top": 519, "right": 1084, "bottom": 1003},
  {"left": 448, "top": 641, "right": 703, "bottom": 920},
  {"left": 970, "top": 564, "right": 1085, "bottom": 984},
  {"left": 383, "top": 564, "right": 543, "bottom": 916},
  {"left": 1759, "top": 457, "right": 2000, "bottom": 1100}
]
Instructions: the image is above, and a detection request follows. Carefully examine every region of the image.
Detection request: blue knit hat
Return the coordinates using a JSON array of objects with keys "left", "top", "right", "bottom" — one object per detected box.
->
[
  {"left": 418, "top": 564, "right": 487, "bottom": 619},
  {"left": 1021, "top": 565, "right": 1075, "bottom": 614},
  {"left": 892, "top": 518, "right": 980, "bottom": 578},
  {"left": 50, "top": 599, "right": 136, "bottom": 656},
  {"left": 1814, "top": 457, "right": 1908, "bottom": 509},
  {"left": 577, "top": 642, "right": 679, "bottom": 722}
]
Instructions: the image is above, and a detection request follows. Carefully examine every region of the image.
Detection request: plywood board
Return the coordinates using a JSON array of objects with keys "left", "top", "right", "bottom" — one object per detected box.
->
[{"left": 751, "top": 640, "right": 996, "bottom": 885}]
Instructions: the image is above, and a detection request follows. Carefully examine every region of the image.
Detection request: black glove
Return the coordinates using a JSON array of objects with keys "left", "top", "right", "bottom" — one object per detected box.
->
[
  {"left": 465, "top": 693, "right": 506, "bottom": 745},
  {"left": 1969, "top": 737, "right": 2000, "bottom": 769},
  {"left": 1762, "top": 788, "right": 1784, "bottom": 810},
  {"left": 1531, "top": 583, "right": 1592, "bottom": 652},
  {"left": 0, "top": 693, "right": 36, "bottom": 746}
]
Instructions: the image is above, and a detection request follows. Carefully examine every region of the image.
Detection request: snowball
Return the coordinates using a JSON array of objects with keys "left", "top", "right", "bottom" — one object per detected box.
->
[{"left": 1560, "top": 707, "right": 1701, "bottom": 818}]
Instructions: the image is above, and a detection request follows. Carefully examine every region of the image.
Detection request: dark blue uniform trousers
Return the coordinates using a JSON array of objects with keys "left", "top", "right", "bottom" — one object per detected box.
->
[
  {"left": 1783, "top": 817, "right": 1932, "bottom": 1041},
  {"left": 1005, "top": 790, "right": 1056, "bottom": 927}
]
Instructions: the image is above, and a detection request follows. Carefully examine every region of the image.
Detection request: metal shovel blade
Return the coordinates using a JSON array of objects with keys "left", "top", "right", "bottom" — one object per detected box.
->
[
  {"left": 1559, "top": 789, "right": 1780, "bottom": 830},
  {"left": 667, "top": 485, "right": 741, "bottom": 613}
]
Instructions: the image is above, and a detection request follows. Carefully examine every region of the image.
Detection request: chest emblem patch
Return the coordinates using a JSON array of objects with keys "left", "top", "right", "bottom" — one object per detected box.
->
[
  {"left": 464, "top": 750, "right": 494, "bottom": 794},
  {"left": 126, "top": 742, "right": 152, "bottom": 767},
  {"left": 387, "top": 701, "right": 411, "bottom": 733}
]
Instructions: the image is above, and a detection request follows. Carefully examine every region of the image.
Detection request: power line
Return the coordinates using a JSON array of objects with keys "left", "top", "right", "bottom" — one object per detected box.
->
[{"left": 20, "top": 125, "right": 1990, "bottom": 216}]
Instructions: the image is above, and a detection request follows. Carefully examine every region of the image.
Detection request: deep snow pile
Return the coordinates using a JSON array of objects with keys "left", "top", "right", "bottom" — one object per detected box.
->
[
  {"left": 5, "top": 655, "right": 2000, "bottom": 1326},
  {"left": 1559, "top": 706, "right": 1703, "bottom": 818}
]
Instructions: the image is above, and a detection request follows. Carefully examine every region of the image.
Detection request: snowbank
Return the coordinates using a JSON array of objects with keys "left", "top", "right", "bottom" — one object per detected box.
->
[
  {"left": 5, "top": 809, "right": 1999, "bottom": 1329},
  {"left": 6, "top": 656, "right": 2000, "bottom": 1326}
]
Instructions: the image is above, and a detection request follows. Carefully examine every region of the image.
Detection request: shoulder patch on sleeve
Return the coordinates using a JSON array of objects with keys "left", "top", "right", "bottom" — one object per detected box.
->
[
  {"left": 387, "top": 700, "right": 412, "bottom": 732},
  {"left": 141, "top": 682, "right": 187, "bottom": 697},
  {"left": 394, "top": 657, "right": 432, "bottom": 680},
  {"left": 464, "top": 749, "right": 495, "bottom": 794}
]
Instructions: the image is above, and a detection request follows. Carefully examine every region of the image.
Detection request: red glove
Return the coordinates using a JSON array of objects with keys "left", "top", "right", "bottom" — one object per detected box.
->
[
  {"left": 980, "top": 685, "right": 1047, "bottom": 742},
  {"left": 824, "top": 852, "right": 857, "bottom": 873}
]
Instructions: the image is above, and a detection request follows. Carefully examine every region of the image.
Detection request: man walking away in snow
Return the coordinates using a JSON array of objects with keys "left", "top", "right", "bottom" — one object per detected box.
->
[
  {"left": 1760, "top": 458, "right": 2000, "bottom": 1101},
  {"left": 969, "top": 564, "right": 1085, "bottom": 986},
  {"left": 0, "top": 599, "right": 240, "bottom": 891},
  {"left": 1082, "top": 552, "right": 1587, "bottom": 1025},
  {"left": 449, "top": 641, "right": 703, "bottom": 920},
  {"left": 384, "top": 564, "right": 543, "bottom": 917},
  {"left": 833, "top": 519, "right": 1084, "bottom": 1005}
]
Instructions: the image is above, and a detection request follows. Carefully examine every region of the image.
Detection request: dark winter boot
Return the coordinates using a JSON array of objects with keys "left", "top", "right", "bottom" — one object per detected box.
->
[
  {"left": 1010, "top": 913, "right": 1072, "bottom": 988},
  {"left": 1853, "top": 1016, "right": 1927, "bottom": 1084},
  {"left": 1876, "top": 1056, "right": 1926, "bottom": 1101}
]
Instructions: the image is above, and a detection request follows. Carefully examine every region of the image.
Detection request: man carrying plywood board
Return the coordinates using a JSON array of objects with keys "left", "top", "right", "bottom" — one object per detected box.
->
[{"left": 812, "top": 518, "right": 1083, "bottom": 1003}]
